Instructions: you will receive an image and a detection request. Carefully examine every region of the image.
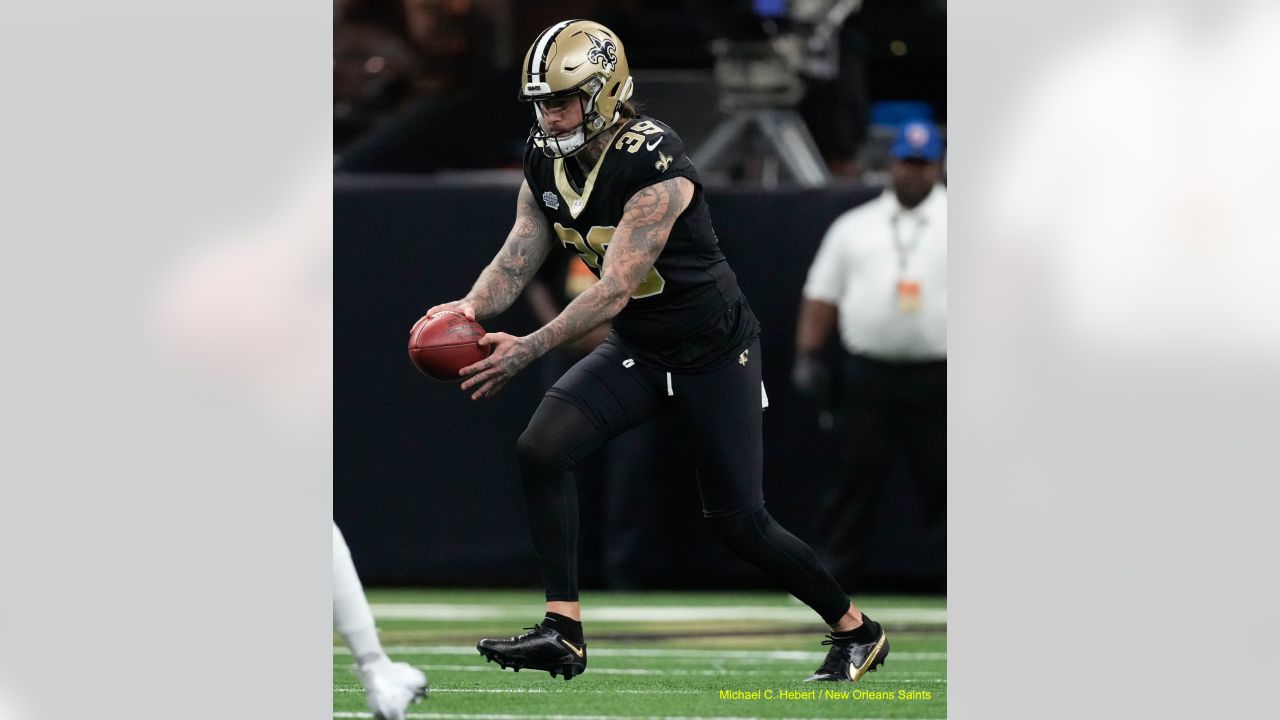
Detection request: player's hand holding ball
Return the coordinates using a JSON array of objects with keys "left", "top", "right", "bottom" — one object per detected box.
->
[
  {"left": 459, "top": 333, "right": 542, "bottom": 401},
  {"left": 409, "top": 299, "right": 479, "bottom": 353},
  {"left": 421, "top": 299, "right": 477, "bottom": 324}
]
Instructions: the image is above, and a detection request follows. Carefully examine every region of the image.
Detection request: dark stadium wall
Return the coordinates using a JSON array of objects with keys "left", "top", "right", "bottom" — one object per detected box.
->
[{"left": 335, "top": 175, "right": 943, "bottom": 593}]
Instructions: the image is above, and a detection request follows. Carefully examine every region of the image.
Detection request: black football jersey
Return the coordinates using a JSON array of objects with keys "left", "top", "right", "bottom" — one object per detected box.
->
[{"left": 523, "top": 115, "right": 759, "bottom": 370}]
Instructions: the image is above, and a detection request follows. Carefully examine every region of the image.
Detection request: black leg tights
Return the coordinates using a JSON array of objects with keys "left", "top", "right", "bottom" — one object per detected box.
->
[
  {"left": 708, "top": 508, "right": 852, "bottom": 626},
  {"left": 516, "top": 396, "right": 615, "bottom": 601},
  {"left": 515, "top": 335, "right": 852, "bottom": 627}
]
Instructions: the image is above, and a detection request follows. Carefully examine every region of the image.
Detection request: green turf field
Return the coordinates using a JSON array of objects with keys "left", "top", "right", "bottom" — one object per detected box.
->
[{"left": 334, "top": 589, "right": 946, "bottom": 719}]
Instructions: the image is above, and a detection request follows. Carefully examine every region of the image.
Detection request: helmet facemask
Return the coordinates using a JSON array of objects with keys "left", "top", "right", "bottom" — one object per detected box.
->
[{"left": 526, "top": 76, "right": 613, "bottom": 159}]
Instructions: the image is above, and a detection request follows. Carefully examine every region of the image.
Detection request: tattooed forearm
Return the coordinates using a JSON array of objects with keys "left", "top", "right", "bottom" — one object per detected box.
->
[
  {"left": 526, "top": 274, "right": 627, "bottom": 357},
  {"left": 464, "top": 182, "right": 553, "bottom": 319},
  {"left": 527, "top": 177, "right": 694, "bottom": 355}
]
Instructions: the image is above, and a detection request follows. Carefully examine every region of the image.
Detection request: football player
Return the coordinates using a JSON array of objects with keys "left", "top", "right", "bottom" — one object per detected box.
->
[
  {"left": 425, "top": 20, "right": 887, "bottom": 682},
  {"left": 333, "top": 524, "right": 428, "bottom": 718}
]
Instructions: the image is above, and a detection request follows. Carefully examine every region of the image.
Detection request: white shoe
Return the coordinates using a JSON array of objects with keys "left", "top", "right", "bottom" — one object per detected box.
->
[{"left": 359, "top": 657, "right": 428, "bottom": 720}]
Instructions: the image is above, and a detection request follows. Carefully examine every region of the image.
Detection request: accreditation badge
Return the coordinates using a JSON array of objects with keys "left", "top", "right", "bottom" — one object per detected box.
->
[{"left": 896, "top": 280, "right": 922, "bottom": 313}]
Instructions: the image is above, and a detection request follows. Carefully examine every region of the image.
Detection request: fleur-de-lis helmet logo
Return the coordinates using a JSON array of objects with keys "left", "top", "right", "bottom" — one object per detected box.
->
[{"left": 584, "top": 32, "right": 618, "bottom": 74}]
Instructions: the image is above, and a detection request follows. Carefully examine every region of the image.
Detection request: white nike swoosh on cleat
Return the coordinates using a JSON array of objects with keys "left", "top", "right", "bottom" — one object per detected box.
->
[{"left": 646, "top": 138, "right": 663, "bottom": 151}]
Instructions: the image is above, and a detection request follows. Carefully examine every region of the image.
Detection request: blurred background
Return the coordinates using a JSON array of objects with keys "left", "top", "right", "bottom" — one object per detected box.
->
[
  {"left": 334, "top": 0, "right": 944, "bottom": 182},
  {"left": 333, "top": 0, "right": 946, "bottom": 595}
]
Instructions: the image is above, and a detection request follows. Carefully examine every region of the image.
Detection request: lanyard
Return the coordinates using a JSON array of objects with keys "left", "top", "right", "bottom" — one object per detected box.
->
[{"left": 891, "top": 212, "right": 927, "bottom": 277}]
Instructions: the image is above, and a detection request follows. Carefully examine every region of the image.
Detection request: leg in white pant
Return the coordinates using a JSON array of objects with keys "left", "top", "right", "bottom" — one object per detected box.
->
[
  {"left": 333, "top": 523, "right": 427, "bottom": 719},
  {"left": 333, "top": 523, "right": 387, "bottom": 665}
]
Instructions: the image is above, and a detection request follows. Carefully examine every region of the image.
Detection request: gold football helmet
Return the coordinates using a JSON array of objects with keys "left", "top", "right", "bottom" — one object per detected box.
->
[{"left": 519, "top": 20, "right": 634, "bottom": 158}]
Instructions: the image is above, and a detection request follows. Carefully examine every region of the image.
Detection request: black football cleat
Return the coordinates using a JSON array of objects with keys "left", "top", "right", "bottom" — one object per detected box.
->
[
  {"left": 804, "top": 621, "right": 890, "bottom": 682},
  {"left": 477, "top": 624, "right": 587, "bottom": 681}
]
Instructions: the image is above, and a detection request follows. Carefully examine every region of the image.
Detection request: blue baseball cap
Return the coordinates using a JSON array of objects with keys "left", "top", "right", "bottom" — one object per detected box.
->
[{"left": 890, "top": 121, "right": 944, "bottom": 161}]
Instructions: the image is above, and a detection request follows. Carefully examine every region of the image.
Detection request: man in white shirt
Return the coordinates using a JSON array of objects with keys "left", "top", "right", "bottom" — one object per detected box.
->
[{"left": 793, "top": 120, "right": 947, "bottom": 586}]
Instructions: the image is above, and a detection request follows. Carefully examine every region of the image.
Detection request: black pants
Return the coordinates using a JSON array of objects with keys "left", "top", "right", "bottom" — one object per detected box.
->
[
  {"left": 819, "top": 354, "right": 947, "bottom": 585},
  {"left": 517, "top": 334, "right": 851, "bottom": 625},
  {"left": 536, "top": 347, "right": 693, "bottom": 590}
]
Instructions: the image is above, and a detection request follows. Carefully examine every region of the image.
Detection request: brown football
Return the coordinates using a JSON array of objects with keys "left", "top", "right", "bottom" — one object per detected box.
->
[{"left": 408, "top": 311, "right": 490, "bottom": 382}]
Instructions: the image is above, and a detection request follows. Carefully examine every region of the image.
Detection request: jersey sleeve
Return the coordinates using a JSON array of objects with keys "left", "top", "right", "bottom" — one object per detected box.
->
[
  {"left": 614, "top": 117, "right": 697, "bottom": 204},
  {"left": 803, "top": 214, "right": 852, "bottom": 304}
]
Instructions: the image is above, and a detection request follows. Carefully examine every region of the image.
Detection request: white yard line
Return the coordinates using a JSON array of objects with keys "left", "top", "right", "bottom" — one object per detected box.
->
[
  {"left": 335, "top": 707, "right": 947, "bottom": 712},
  {"left": 333, "top": 714, "right": 942, "bottom": 720},
  {"left": 335, "top": 688, "right": 705, "bottom": 694},
  {"left": 335, "top": 663, "right": 947, "bottom": 677},
  {"left": 336, "top": 688, "right": 546, "bottom": 694},
  {"left": 369, "top": 604, "right": 945, "bottom": 626}
]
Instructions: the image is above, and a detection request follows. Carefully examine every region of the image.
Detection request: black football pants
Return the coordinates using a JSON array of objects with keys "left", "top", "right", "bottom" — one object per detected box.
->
[
  {"left": 516, "top": 334, "right": 851, "bottom": 626},
  {"left": 818, "top": 354, "right": 947, "bottom": 586}
]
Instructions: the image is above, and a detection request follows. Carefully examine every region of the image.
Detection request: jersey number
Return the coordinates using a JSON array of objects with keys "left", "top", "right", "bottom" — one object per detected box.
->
[
  {"left": 553, "top": 223, "right": 666, "bottom": 299},
  {"left": 614, "top": 121, "right": 664, "bottom": 154}
]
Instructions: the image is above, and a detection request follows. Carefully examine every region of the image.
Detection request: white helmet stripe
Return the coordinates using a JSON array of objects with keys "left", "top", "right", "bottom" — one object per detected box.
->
[
  {"left": 529, "top": 19, "right": 576, "bottom": 85},
  {"left": 527, "top": 24, "right": 557, "bottom": 76}
]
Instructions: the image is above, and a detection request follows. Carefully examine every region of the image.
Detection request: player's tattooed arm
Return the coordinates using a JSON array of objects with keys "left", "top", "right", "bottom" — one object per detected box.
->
[
  {"left": 459, "top": 178, "right": 692, "bottom": 400},
  {"left": 526, "top": 177, "right": 694, "bottom": 357},
  {"left": 461, "top": 181, "right": 553, "bottom": 319}
]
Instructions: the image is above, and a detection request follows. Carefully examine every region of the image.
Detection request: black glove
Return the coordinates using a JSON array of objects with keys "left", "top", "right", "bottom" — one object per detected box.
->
[{"left": 791, "top": 354, "right": 830, "bottom": 399}]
